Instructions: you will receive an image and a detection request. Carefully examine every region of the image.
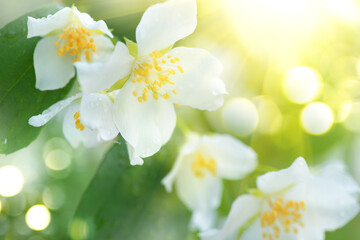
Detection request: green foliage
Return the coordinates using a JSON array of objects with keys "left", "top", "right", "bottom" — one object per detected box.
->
[
  {"left": 73, "top": 137, "right": 191, "bottom": 240},
  {"left": 124, "top": 37, "right": 138, "bottom": 57},
  {"left": 0, "top": 4, "right": 74, "bottom": 154}
]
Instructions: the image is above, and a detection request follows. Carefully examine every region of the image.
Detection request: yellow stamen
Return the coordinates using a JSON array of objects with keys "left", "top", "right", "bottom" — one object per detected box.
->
[
  {"left": 177, "top": 65, "right": 184, "bottom": 73},
  {"left": 55, "top": 25, "right": 97, "bottom": 62},
  {"left": 73, "top": 112, "right": 80, "bottom": 119},
  {"left": 192, "top": 152, "right": 217, "bottom": 178},
  {"left": 260, "top": 199, "right": 306, "bottom": 240},
  {"left": 162, "top": 93, "right": 170, "bottom": 100}
]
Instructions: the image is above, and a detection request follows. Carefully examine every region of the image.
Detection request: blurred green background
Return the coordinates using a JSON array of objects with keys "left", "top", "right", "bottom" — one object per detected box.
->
[{"left": 1, "top": 0, "right": 360, "bottom": 239}]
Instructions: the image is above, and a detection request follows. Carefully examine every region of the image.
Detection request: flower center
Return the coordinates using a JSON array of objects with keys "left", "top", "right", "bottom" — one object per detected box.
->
[
  {"left": 192, "top": 152, "right": 217, "bottom": 178},
  {"left": 55, "top": 25, "right": 97, "bottom": 62},
  {"left": 260, "top": 198, "right": 306, "bottom": 240},
  {"left": 73, "top": 111, "right": 85, "bottom": 131},
  {"left": 131, "top": 50, "right": 184, "bottom": 103}
]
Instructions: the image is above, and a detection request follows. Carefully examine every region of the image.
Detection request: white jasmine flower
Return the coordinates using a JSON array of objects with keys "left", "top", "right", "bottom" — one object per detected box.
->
[
  {"left": 29, "top": 93, "right": 118, "bottom": 148},
  {"left": 162, "top": 133, "right": 257, "bottom": 231},
  {"left": 27, "top": 6, "right": 114, "bottom": 90},
  {"left": 200, "top": 158, "right": 360, "bottom": 240},
  {"left": 75, "top": 0, "right": 227, "bottom": 165}
]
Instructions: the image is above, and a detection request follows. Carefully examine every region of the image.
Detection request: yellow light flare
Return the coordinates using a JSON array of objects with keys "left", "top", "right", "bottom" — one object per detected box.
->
[
  {"left": 301, "top": 102, "right": 334, "bottom": 135},
  {"left": 283, "top": 66, "right": 322, "bottom": 104},
  {"left": 222, "top": 98, "right": 258, "bottom": 136},
  {"left": 0, "top": 165, "right": 24, "bottom": 197},
  {"left": 26, "top": 204, "right": 51, "bottom": 231}
]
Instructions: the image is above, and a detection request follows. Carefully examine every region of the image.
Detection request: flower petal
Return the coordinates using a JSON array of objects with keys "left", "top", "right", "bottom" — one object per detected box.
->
[
  {"left": 200, "top": 194, "right": 261, "bottom": 240},
  {"left": 28, "top": 93, "right": 81, "bottom": 127},
  {"left": 34, "top": 36, "right": 75, "bottom": 90},
  {"left": 80, "top": 93, "right": 118, "bottom": 141},
  {"left": 73, "top": 6, "right": 113, "bottom": 38},
  {"left": 164, "top": 47, "right": 226, "bottom": 111},
  {"left": 27, "top": 7, "right": 72, "bottom": 38},
  {"left": 63, "top": 103, "right": 100, "bottom": 148},
  {"left": 75, "top": 42, "right": 134, "bottom": 94},
  {"left": 237, "top": 219, "right": 263, "bottom": 240},
  {"left": 316, "top": 161, "right": 360, "bottom": 198},
  {"left": 136, "top": 0, "right": 197, "bottom": 55},
  {"left": 304, "top": 175, "right": 359, "bottom": 232},
  {"left": 162, "top": 133, "right": 200, "bottom": 192},
  {"left": 257, "top": 157, "right": 311, "bottom": 194},
  {"left": 113, "top": 81, "right": 176, "bottom": 158},
  {"left": 175, "top": 154, "right": 222, "bottom": 212},
  {"left": 190, "top": 209, "right": 217, "bottom": 232},
  {"left": 87, "top": 35, "right": 114, "bottom": 62},
  {"left": 199, "top": 134, "right": 257, "bottom": 180},
  {"left": 299, "top": 226, "right": 325, "bottom": 240},
  {"left": 126, "top": 143, "right": 144, "bottom": 165}
]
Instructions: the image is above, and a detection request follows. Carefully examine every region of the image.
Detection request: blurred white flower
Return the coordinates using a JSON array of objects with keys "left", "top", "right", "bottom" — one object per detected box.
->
[
  {"left": 27, "top": 6, "right": 114, "bottom": 90},
  {"left": 200, "top": 157, "right": 360, "bottom": 240},
  {"left": 75, "top": 0, "right": 227, "bottom": 165},
  {"left": 162, "top": 133, "right": 257, "bottom": 231},
  {"left": 28, "top": 93, "right": 118, "bottom": 148}
]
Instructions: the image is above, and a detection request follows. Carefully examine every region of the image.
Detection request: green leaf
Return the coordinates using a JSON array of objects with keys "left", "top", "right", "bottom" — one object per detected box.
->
[
  {"left": 0, "top": 4, "right": 74, "bottom": 154},
  {"left": 108, "top": 75, "right": 130, "bottom": 92},
  {"left": 73, "top": 137, "right": 191, "bottom": 240},
  {"left": 124, "top": 37, "right": 138, "bottom": 57}
]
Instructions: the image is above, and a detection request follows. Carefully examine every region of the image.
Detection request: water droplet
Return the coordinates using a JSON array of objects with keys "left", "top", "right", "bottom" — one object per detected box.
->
[
  {"left": 0, "top": 138, "right": 7, "bottom": 145},
  {"left": 5, "top": 30, "right": 16, "bottom": 39}
]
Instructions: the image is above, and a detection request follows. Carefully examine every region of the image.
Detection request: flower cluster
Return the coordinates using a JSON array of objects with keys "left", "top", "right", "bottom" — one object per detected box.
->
[
  {"left": 199, "top": 158, "right": 360, "bottom": 240},
  {"left": 26, "top": 0, "right": 360, "bottom": 238},
  {"left": 28, "top": 0, "right": 226, "bottom": 164}
]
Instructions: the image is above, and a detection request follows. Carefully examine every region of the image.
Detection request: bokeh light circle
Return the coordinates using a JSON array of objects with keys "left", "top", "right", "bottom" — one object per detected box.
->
[
  {"left": 283, "top": 66, "right": 322, "bottom": 104},
  {"left": 25, "top": 204, "right": 51, "bottom": 231},
  {"left": 222, "top": 98, "right": 258, "bottom": 136},
  {"left": 0, "top": 165, "right": 24, "bottom": 197},
  {"left": 45, "top": 149, "right": 71, "bottom": 171},
  {"left": 301, "top": 102, "right": 334, "bottom": 135}
]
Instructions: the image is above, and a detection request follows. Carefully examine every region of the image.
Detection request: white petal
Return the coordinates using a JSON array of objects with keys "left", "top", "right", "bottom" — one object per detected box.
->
[
  {"left": 240, "top": 219, "right": 263, "bottom": 240},
  {"left": 89, "top": 35, "right": 115, "bottom": 62},
  {"left": 162, "top": 155, "right": 185, "bottom": 192},
  {"left": 190, "top": 209, "right": 217, "bottom": 232},
  {"left": 127, "top": 143, "right": 144, "bottom": 166},
  {"left": 300, "top": 226, "right": 325, "bottom": 240},
  {"left": 29, "top": 93, "right": 81, "bottom": 127},
  {"left": 75, "top": 42, "right": 134, "bottom": 94},
  {"left": 199, "top": 134, "right": 257, "bottom": 180},
  {"left": 175, "top": 154, "right": 222, "bottom": 212},
  {"left": 257, "top": 157, "right": 311, "bottom": 194},
  {"left": 73, "top": 6, "right": 113, "bottom": 38},
  {"left": 80, "top": 93, "right": 118, "bottom": 141},
  {"left": 316, "top": 161, "right": 360, "bottom": 198},
  {"left": 27, "top": 7, "right": 72, "bottom": 38},
  {"left": 305, "top": 175, "right": 359, "bottom": 232},
  {"left": 34, "top": 36, "right": 75, "bottom": 90},
  {"left": 113, "top": 81, "right": 176, "bottom": 158},
  {"left": 161, "top": 133, "right": 200, "bottom": 192},
  {"left": 164, "top": 47, "right": 226, "bottom": 111},
  {"left": 136, "top": 0, "right": 197, "bottom": 55},
  {"left": 200, "top": 195, "right": 261, "bottom": 240},
  {"left": 63, "top": 103, "right": 100, "bottom": 148}
]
